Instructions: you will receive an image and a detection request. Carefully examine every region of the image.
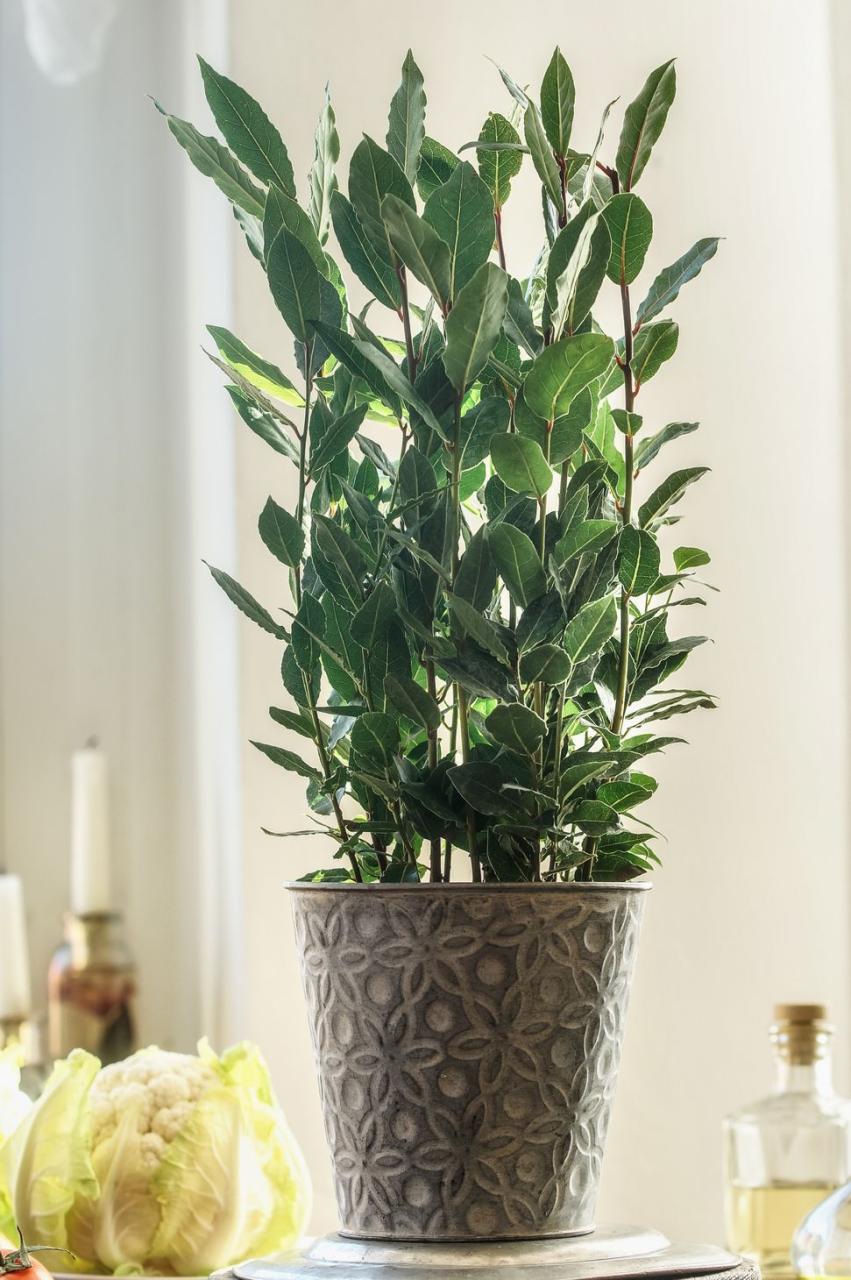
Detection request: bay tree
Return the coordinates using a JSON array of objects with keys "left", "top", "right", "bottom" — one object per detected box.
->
[{"left": 158, "top": 46, "right": 718, "bottom": 884}]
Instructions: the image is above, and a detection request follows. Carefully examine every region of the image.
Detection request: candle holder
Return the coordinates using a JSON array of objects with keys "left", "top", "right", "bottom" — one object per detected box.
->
[
  {"left": 47, "top": 911, "right": 136, "bottom": 1064},
  {"left": 0, "top": 1015, "right": 50, "bottom": 1098}
]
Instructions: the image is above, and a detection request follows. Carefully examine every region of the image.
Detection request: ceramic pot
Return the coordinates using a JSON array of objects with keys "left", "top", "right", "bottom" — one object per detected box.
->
[{"left": 288, "top": 882, "right": 648, "bottom": 1243}]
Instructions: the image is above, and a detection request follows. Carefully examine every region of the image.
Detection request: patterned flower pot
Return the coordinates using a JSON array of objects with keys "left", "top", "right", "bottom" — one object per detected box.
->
[{"left": 288, "top": 882, "right": 648, "bottom": 1243}]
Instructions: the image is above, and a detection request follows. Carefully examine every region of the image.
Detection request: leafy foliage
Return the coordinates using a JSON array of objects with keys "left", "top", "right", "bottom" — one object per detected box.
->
[{"left": 161, "top": 49, "right": 718, "bottom": 885}]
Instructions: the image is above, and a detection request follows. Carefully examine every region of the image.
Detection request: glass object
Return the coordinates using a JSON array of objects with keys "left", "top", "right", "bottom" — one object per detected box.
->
[
  {"left": 724, "top": 1004, "right": 850, "bottom": 1279},
  {"left": 0, "top": 1015, "right": 49, "bottom": 1099},
  {"left": 47, "top": 912, "right": 136, "bottom": 1064},
  {"left": 793, "top": 1182, "right": 851, "bottom": 1279}
]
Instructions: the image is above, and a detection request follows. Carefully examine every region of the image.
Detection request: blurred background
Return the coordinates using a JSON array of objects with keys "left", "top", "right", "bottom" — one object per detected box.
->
[{"left": 2, "top": 0, "right": 850, "bottom": 1246}]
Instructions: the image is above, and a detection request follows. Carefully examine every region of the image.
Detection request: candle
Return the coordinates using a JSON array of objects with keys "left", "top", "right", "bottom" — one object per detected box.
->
[
  {"left": 70, "top": 742, "right": 112, "bottom": 915},
  {"left": 0, "top": 875, "right": 32, "bottom": 1019}
]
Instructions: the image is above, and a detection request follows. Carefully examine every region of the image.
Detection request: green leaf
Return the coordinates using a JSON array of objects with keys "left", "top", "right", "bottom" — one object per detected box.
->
[
  {"left": 554, "top": 518, "right": 618, "bottom": 565},
  {"left": 269, "top": 706, "right": 315, "bottom": 739},
  {"left": 251, "top": 740, "right": 321, "bottom": 782},
  {"left": 155, "top": 102, "right": 265, "bottom": 217},
  {"left": 616, "top": 59, "right": 677, "bottom": 190},
  {"left": 487, "top": 702, "right": 546, "bottom": 755},
  {"left": 310, "top": 405, "right": 367, "bottom": 474},
  {"left": 398, "top": 446, "right": 439, "bottom": 517},
  {"left": 564, "top": 595, "right": 617, "bottom": 664},
  {"left": 515, "top": 387, "right": 592, "bottom": 467},
  {"left": 477, "top": 113, "right": 522, "bottom": 207},
  {"left": 519, "top": 644, "right": 571, "bottom": 685},
  {"left": 384, "top": 673, "right": 441, "bottom": 731},
  {"left": 454, "top": 527, "right": 497, "bottom": 611},
  {"left": 258, "top": 496, "right": 304, "bottom": 567},
  {"left": 489, "top": 523, "right": 546, "bottom": 606},
  {"left": 524, "top": 333, "right": 613, "bottom": 421},
  {"left": 423, "top": 161, "right": 494, "bottom": 299},
  {"left": 225, "top": 387, "right": 298, "bottom": 461},
  {"left": 602, "top": 193, "right": 653, "bottom": 285},
  {"left": 638, "top": 467, "right": 709, "bottom": 527},
  {"left": 198, "top": 58, "right": 295, "bottom": 194},
  {"left": 544, "top": 202, "right": 603, "bottom": 337},
  {"left": 524, "top": 101, "right": 562, "bottom": 210},
  {"left": 632, "top": 319, "right": 679, "bottom": 387},
  {"left": 490, "top": 435, "right": 552, "bottom": 498},
  {"left": 458, "top": 397, "right": 511, "bottom": 470},
  {"left": 205, "top": 563, "right": 286, "bottom": 638},
  {"left": 618, "top": 525, "right": 660, "bottom": 593},
  {"left": 540, "top": 48, "right": 575, "bottom": 157},
  {"left": 442, "top": 262, "right": 509, "bottom": 393},
  {"left": 292, "top": 591, "right": 326, "bottom": 672},
  {"left": 381, "top": 195, "right": 451, "bottom": 307},
  {"left": 351, "top": 582, "right": 396, "bottom": 648},
  {"left": 439, "top": 646, "right": 517, "bottom": 702},
  {"left": 417, "top": 136, "right": 459, "bottom": 201},
  {"left": 560, "top": 757, "right": 613, "bottom": 798},
  {"left": 349, "top": 135, "right": 416, "bottom": 263},
  {"left": 330, "top": 191, "right": 401, "bottom": 311},
  {"left": 311, "top": 321, "right": 402, "bottom": 416},
  {"left": 673, "top": 546, "right": 711, "bottom": 571},
  {"left": 516, "top": 590, "right": 565, "bottom": 652},
  {"left": 387, "top": 50, "right": 426, "bottom": 183},
  {"left": 266, "top": 227, "right": 321, "bottom": 342},
  {"left": 505, "top": 277, "right": 542, "bottom": 357},
  {"left": 634, "top": 420, "right": 698, "bottom": 471},
  {"left": 597, "top": 777, "right": 655, "bottom": 810},
  {"left": 446, "top": 592, "right": 508, "bottom": 663},
  {"left": 351, "top": 711, "right": 400, "bottom": 772},
  {"left": 264, "top": 182, "right": 328, "bottom": 274},
  {"left": 636, "top": 238, "right": 720, "bottom": 324},
  {"left": 569, "top": 798, "right": 619, "bottom": 836},
  {"left": 448, "top": 762, "right": 509, "bottom": 815},
  {"left": 353, "top": 339, "right": 446, "bottom": 436},
  {"left": 313, "top": 514, "right": 366, "bottom": 609},
  {"left": 207, "top": 326, "right": 303, "bottom": 406},
  {"left": 308, "top": 85, "right": 339, "bottom": 243}
]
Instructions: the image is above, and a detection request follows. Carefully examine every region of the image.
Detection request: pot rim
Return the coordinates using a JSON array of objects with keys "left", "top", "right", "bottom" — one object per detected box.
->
[{"left": 285, "top": 880, "right": 651, "bottom": 894}]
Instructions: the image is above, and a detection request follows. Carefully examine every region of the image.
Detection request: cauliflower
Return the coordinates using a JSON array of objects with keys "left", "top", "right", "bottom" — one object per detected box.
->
[{"left": 0, "top": 1042, "right": 310, "bottom": 1276}]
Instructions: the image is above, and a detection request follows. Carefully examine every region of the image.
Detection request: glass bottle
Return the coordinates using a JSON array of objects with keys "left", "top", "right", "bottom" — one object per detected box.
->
[
  {"left": 724, "top": 1004, "right": 850, "bottom": 1279},
  {"left": 47, "top": 912, "right": 137, "bottom": 1064}
]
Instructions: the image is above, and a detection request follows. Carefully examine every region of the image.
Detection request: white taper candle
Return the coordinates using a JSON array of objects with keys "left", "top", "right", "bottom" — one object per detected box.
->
[
  {"left": 0, "top": 875, "right": 32, "bottom": 1019},
  {"left": 70, "top": 742, "right": 112, "bottom": 915}
]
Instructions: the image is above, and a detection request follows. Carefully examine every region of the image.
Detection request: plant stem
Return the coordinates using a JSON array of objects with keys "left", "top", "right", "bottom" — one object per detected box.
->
[
  {"left": 448, "top": 390, "right": 481, "bottom": 880},
  {"left": 397, "top": 264, "right": 418, "bottom": 380},
  {"left": 295, "top": 344, "right": 362, "bottom": 883},
  {"left": 442, "top": 840, "right": 453, "bottom": 882},
  {"left": 610, "top": 284, "right": 636, "bottom": 738},
  {"left": 494, "top": 206, "right": 507, "bottom": 270},
  {"left": 457, "top": 685, "right": 481, "bottom": 881},
  {"left": 426, "top": 659, "right": 441, "bottom": 882}
]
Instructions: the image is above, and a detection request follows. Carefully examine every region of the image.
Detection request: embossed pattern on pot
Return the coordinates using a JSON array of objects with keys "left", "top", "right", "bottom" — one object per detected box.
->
[{"left": 289, "top": 884, "right": 647, "bottom": 1242}]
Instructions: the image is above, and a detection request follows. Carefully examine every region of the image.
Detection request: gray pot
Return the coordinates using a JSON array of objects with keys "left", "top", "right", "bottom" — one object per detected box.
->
[{"left": 288, "top": 882, "right": 648, "bottom": 1243}]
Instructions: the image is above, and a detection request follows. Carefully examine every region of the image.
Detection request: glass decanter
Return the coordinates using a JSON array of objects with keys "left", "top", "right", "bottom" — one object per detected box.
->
[{"left": 724, "top": 1004, "right": 850, "bottom": 1279}]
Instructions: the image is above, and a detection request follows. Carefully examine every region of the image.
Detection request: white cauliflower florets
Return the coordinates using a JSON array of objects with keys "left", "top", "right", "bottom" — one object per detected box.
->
[{"left": 89, "top": 1047, "right": 218, "bottom": 1172}]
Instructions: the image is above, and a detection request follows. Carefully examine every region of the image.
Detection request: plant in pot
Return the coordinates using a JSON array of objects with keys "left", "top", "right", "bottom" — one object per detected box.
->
[{"left": 159, "top": 47, "right": 718, "bottom": 1245}]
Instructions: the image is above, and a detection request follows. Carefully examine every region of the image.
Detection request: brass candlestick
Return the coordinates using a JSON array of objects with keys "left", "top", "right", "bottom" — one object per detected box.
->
[
  {"left": 0, "top": 1015, "right": 49, "bottom": 1098},
  {"left": 47, "top": 912, "right": 136, "bottom": 1064}
]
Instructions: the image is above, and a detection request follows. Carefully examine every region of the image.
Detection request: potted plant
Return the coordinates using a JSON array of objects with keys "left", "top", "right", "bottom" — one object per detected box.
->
[{"left": 158, "top": 47, "right": 718, "bottom": 1244}]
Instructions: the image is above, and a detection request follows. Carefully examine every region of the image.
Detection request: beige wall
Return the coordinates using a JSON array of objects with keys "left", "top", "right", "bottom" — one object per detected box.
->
[{"left": 230, "top": 0, "right": 851, "bottom": 1241}]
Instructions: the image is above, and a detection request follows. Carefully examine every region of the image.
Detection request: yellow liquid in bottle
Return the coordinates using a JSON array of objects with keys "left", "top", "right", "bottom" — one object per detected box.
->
[{"left": 726, "top": 1184, "right": 837, "bottom": 1278}]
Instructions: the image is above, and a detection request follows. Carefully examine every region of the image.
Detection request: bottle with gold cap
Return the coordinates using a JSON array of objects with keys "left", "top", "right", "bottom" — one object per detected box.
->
[{"left": 723, "top": 1004, "right": 850, "bottom": 1279}]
